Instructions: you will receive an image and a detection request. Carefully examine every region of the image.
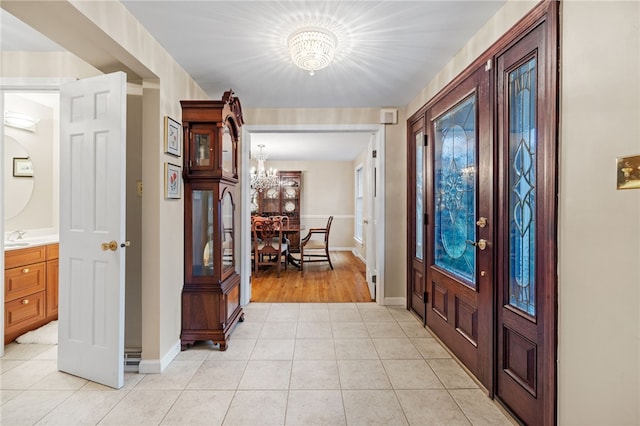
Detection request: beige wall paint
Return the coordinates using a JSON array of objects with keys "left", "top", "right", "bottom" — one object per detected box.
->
[
  {"left": 559, "top": 2, "right": 639, "bottom": 424},
  {"left": 4, "top": 94, "right": 55, "bottom": 232},
  {"left": 264, "top": 160, "right": 356, "bottom": 249}
]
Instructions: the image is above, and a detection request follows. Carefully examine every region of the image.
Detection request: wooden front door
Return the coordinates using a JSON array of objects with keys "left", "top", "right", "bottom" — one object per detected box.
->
[
  {"left": 425, "top": 64, "right": 493, "bottom": 390},
  {"left": 495, "top": 13, "right": 557, "bottom": 425}
]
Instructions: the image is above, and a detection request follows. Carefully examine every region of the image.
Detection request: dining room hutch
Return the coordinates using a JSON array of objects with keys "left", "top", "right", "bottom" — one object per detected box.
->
[{"left": 251, "top": 170, "right": 302, "bottom": 252}]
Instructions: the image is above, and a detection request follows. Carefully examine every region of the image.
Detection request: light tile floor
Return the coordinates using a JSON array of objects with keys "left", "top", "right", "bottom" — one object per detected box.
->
[{"left": 0, "top": 303, "right": 516, "bottom": 425}]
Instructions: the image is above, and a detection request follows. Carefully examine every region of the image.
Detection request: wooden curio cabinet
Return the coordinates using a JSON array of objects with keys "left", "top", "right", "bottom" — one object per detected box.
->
[
  {"left": 180, "top": 91, "right": 244, "bottom": 351},
  {"left": 251, "top": 170, "right": 302, "bottom": 252}
]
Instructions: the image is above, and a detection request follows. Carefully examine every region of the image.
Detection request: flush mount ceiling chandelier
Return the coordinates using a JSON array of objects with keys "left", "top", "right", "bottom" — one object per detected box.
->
[{"left": 287, "top": 26, "right": 338, "bottom": 76}]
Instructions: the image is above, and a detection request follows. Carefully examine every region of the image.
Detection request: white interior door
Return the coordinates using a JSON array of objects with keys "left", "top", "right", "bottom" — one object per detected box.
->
[
  {"left": 58, "top": 72, "right": 127, "bottom": 389},
  {"left": 365, "top": 136, "right": 377, "bottom": 300}
]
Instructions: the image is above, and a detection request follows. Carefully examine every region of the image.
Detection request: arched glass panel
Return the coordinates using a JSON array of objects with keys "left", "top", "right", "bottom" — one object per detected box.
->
[
  {"left": 221, "top": 191, "right": 234, "bottom": 271},
  {"left": 508, "top": 58, "right": 537, "bottom": 316},
  {"left": 192, "top": 189, "right": 214, "bottom": 276},
  {"left": 434, "top": 95, "right": 477, "bottom": 286}
]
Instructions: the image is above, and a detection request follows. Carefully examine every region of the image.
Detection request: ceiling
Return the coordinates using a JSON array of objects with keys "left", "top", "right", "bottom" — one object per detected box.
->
[{"left": 1, "top": 1, "right": 505, "bottom": 160}]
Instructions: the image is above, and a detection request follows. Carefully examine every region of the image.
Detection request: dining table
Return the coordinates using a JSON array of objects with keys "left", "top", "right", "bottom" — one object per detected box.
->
[{"left": 251, "top": 219, "right": 305, "bottom": 270}]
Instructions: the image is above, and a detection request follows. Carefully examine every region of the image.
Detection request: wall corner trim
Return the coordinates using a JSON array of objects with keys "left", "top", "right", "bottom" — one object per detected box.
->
[{"left": 138, "top": 339, "right": 181, "bottom": 374}]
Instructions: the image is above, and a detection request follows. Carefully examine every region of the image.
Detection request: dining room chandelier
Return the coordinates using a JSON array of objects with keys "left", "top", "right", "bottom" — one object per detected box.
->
[
  {"left": 250, "top": 144, "right": 279, "bottom": 191},
  {"left": 287, "top": 26, "right": 337, "bottom": 76}
]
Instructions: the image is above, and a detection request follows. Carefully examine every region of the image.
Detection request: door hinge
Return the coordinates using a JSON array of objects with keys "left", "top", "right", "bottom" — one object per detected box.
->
[
  {"left": 485, "top": 59, "right": 492, "bottom": 71},
  {"left": 424, "top": 134, "right": 428, "bottom": 146},
  {"left": 423, "top": 291, "right": 428, "bottom": 303},
  {"left": 372, "top": 149, "right": 377, "bottom": 158},
  {"left": 424, "top": 213, "right": 428, "bottom": 225},
  {"left": 372, "top": 275, "right": 377, "bottom": 284}
]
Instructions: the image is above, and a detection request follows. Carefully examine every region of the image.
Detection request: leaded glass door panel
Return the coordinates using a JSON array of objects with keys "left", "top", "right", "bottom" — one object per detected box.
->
[
  {"left": 425, "top": 64, "right": 493, "bottom": 390},
  {"left": 495, "top": 17, "right": 557, "bottom": 425}
]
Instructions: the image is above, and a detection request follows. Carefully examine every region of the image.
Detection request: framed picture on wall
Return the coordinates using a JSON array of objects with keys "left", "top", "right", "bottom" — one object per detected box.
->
[
  {"left": 164, "top": 116, "right": 181, "bottom": 157},
  {"left": 164, "top": 162, "right": 181, "bottom": 199}
]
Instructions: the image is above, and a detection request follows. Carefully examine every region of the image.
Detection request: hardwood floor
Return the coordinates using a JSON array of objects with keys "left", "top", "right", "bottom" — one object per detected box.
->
[{"left": 250, "top": 251, "right": 373, "bottom": 303}]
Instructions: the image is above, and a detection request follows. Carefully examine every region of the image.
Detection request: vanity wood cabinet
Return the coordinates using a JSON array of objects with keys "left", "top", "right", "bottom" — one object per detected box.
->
[
  {"left": 4, "top": 243, "right": 59, "bottom": 344},
  {"left": 180, "top": 91, "right": 244, "bottom": 351}
]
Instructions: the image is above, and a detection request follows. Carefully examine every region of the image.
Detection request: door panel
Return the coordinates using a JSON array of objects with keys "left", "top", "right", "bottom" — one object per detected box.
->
[
  {"left": 58, "top": 72, "right": 127, "bottom": 389},
  {"left": 496, "top": 18, "right": 556, "bottom": 424},
  {"left": 425, "top": 64, "right": 493, "bottom": 390}
]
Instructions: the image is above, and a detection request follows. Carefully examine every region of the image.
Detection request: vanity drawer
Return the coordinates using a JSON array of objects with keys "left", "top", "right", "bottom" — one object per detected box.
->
[
  {"left": 5, "top": 291, "right": 46, "bottom": 342},
  {"left": 5, "top": 245, "right": 47, "bottom": 269},
  {"left": 5, "top": 262, "right": 46, "bottom": 302}
]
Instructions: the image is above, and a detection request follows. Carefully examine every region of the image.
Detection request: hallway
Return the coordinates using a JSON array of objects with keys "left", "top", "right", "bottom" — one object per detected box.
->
[{"left": 0, "top": 302, "right": 514, "bottom": 425}]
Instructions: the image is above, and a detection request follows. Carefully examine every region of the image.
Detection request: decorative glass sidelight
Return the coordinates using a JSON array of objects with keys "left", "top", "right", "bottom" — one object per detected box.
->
[
  {"left": 508, "top": 58, "right": 537, "bottom": 316},
  {"left": 416, "top": 131, "right": 424, "bottom": 260},
  {"left": 434, "top": 95, "right": 477, "bottom": 285}
]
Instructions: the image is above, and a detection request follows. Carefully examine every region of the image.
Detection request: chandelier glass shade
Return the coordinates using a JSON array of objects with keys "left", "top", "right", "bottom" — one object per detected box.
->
[
  {"left": 250, "top": 144, "right": 279, "bottom": 192},
  {"left": 287, "top": 27, "right": 337, "bottom": 75}
]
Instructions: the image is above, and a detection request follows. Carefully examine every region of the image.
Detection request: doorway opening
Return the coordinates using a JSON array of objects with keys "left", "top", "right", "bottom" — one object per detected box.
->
[{"left": 240, "top": 125, "right": 385, "bottom": 306}]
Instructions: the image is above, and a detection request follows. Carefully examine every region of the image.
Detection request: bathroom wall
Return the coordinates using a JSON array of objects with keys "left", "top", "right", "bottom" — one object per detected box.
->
[{"left": 4, "top": 93, "right": 58, "bottom": 234}]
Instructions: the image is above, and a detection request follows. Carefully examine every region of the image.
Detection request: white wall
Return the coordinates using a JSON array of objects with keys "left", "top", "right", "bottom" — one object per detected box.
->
[{"left": 353, "top": 146, "right": 369, "bottom": 261}]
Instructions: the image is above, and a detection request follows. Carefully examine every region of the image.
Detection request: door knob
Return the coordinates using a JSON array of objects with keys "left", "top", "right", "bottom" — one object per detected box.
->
[
  {"left": 476, "top": 217, "right": 487, "bottom": 228},
  {"left": 466, "top": 239, "right": 488, "bottom": 250},
  {"left": 101, "top": 240, "right": 118, "bottom": 251}
]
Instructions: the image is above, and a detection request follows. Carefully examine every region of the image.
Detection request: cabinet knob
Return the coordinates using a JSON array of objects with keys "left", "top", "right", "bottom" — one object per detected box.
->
[
  {"left": 22, "top": 268, "right": 29, "bottom": 273},
  {"left": 22, "top": 299, "right": 29, "bottom": 305}
]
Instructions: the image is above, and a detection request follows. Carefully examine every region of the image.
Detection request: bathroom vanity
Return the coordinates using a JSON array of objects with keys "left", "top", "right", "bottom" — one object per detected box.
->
[{"left": 4, "top": 243, "right": 59, "bottom": 344}]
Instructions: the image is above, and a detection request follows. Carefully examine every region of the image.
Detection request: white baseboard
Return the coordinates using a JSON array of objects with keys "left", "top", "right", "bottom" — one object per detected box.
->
[
  {"left": 384, "top": 297, "right": 406, "bottom": 306},
  {"left": 352, "top": 248, "right": 366, "bottom": 263},
  {"left": 138, "top": 339, "right": 181, "bottom": 374},
  {"left": 330, "top": 247, "right": 355, "bottom": 252}
]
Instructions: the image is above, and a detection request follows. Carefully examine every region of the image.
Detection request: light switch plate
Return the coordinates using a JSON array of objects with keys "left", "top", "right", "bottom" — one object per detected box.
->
[{"left": 616, "top": 155, "right": 640, "bottom": 190}]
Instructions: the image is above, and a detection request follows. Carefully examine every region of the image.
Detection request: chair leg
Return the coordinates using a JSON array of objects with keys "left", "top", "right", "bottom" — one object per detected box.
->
[{"left": 326, "top": 248, "right": 334, "bottom": 269}]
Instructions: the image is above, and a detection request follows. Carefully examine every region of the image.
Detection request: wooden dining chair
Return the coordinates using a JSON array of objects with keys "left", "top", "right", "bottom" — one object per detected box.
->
[
  {"left": 253, "top": 218, "right": 288, "bottom": 277},
  {"left": 300, "top": 215, "right": 334, "bottom": 275}
]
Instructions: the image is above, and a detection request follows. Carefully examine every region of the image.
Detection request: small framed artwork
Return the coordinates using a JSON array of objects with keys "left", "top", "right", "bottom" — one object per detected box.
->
[
  {"left": 164, "top": 162, "right": 181, "bottom": 199},
  {"left": 164, "top": 116, "right": 181, "bottom": 157},
  {"left": 13, "top": 157, "right": 34, "bottom": 177}
]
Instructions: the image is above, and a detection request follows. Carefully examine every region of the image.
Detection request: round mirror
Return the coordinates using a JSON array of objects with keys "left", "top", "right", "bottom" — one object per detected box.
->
[{"left": 4, "top": 135, "right": 34, "bottom": 219}]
